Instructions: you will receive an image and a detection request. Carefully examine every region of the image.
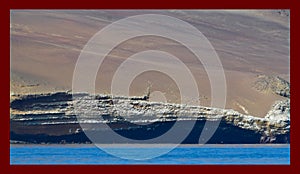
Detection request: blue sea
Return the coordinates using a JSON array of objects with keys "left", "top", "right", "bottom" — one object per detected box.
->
[{"left": 10, "top": 144, "right": 290, "bottom": 165}]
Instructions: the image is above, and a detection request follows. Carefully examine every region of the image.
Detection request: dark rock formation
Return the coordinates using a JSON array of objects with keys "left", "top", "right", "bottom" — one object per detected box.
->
[{"left": 10, "top": 92, "right": 290, "bottom": 144}]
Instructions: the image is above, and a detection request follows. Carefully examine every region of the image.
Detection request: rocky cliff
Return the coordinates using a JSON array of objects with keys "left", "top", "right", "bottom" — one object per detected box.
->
[{"left": 10, "top": 92, "right": 290, "bottom": 144}]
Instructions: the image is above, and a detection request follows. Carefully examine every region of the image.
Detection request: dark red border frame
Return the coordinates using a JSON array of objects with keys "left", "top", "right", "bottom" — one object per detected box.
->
[{"left": 1, "top": 0, "right": 299, "bottom": 173}]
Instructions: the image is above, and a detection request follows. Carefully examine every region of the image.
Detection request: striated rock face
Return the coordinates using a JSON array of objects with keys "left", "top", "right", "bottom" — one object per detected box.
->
[{"left": 10, "top": 92, "right": 290, "bottom": 144}]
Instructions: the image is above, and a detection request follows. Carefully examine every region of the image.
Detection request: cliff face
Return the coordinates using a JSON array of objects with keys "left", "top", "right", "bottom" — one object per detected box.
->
[{"left": 10, "top": 92, "right": 290, "bottom": 144}]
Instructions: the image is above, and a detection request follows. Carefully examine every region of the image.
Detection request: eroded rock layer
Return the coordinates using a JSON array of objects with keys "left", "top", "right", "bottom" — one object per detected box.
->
[{"left": 10, "top": 92, "right": 290, "bottom": 144}]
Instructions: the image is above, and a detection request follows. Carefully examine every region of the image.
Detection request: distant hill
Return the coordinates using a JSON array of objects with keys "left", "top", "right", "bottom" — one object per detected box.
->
[{"left": 10, "top": 10, "right": 290, "bottom": 117}]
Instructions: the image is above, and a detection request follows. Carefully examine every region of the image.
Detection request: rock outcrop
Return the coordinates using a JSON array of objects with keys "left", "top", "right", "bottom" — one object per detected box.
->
[
  {"left": 10, "top": 92, "right": 290, "bottom": 144},
  {"left": 265, "top": 99, "right": 290, "bottom": 122},
  {"left": 253, "top": 75, "right": 290, "bottom": 98}
]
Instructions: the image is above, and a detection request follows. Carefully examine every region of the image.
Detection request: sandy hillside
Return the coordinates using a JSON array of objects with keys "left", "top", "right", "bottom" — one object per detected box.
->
[{"left": 10, "top": 10, "right": 290, "bottom": 117}]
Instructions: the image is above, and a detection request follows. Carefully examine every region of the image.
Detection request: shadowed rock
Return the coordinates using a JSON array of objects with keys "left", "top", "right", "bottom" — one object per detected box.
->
[{"left": 10, "top": 91, "right": 290, "bottom": 144}]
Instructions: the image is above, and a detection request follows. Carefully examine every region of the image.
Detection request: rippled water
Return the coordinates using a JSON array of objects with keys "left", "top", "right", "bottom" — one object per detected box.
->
[{"left": 10, "top": 144, "right": 290, "bottom": 164}]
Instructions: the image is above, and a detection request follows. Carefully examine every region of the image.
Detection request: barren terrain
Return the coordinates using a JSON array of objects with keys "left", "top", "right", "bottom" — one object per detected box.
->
[{"left": 10, "top": 10, "right": 290, "bottom": 117}]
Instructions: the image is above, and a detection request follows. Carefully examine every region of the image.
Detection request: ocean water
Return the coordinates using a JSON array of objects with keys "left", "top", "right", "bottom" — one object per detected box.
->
[{"left": 10, "top": 144, "right": 290, "bottom": 165}]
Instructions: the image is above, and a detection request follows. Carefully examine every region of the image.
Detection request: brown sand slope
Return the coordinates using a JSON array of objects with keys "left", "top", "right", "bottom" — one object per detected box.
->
[{"left": 10, "top": 10, "right": 290, "bottom": 117}]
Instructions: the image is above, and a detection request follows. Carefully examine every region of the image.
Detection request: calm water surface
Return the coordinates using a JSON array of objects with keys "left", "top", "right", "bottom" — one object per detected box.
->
[{"left": 10, "top": 144, "right": 290, "bottom": 164}]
